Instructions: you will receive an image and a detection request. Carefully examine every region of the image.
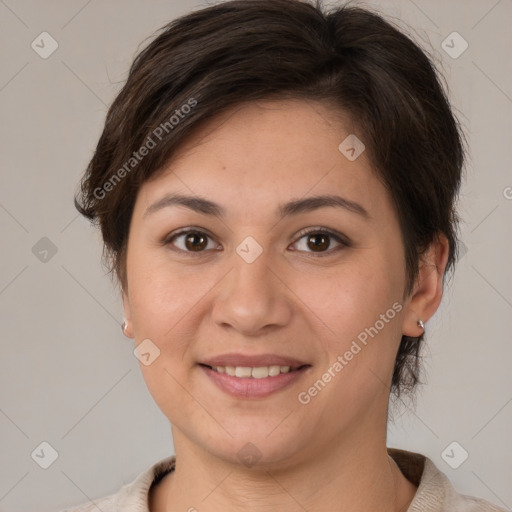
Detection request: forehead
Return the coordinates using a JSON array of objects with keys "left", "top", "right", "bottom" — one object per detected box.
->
[{"left": 135, "top": 99, "right": 386, "bottom": 219}]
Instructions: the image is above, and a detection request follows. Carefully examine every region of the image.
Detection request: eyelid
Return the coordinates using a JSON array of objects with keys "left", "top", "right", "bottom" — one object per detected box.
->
[
  {"left": 290, "top": 226, "right": 351, "bottom": 255},
  {"left": 163, "top": 226, "right": 214, "bottom": 242},
  {"left": 162, "top": 227, "right": 221, "bottom": 255},
  {"left": 293, "top": 226, "right": 350, "bottom": 243}
]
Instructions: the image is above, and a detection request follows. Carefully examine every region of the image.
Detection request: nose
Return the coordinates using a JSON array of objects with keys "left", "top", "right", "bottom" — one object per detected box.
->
[{"left": 211, "top": 245, "right": 293, "bottom": 336}]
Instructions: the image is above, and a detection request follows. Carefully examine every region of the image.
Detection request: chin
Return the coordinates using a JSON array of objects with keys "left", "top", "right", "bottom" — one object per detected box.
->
[{"left": 200, "top": 424, "right": 310, "bottom": 470}]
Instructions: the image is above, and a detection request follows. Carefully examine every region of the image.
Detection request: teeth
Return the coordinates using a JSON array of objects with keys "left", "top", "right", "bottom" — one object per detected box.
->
[
  {"left": 235, "top": 366, "right": 252, "bottom": 378},
  {"left": 269, "top": 365, "right": 281, "bottom": 376},
  {"left": 212, "top": 365, "right": 293, "bottom": 378},
  {"left": 251, "top": 366, "right": 269, "bottom": 379}
]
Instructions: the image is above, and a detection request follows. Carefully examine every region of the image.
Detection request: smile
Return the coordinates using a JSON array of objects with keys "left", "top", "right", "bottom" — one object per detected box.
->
[
  {"left": 198, "top": 363, "right": 311, "bottom": 399},
  {"left": 201, "top": 364, "right": 303, "bottom": 378}
]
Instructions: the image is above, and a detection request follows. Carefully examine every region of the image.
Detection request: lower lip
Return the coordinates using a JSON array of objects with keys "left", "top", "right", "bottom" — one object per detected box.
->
[{"left": 199, "top": 365, "right": 310, "bottom": 399}]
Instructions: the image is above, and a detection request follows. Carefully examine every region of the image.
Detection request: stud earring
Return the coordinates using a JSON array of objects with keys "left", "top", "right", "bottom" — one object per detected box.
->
[
  {"left": 417, "top": 319, "right": 425, "bottom": 330},
  {"left": 121, "top": 320, "right": 130, "bottom": 337}
]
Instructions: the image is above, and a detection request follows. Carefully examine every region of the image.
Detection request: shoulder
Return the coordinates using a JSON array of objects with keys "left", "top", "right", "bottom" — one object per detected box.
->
[
  {"left": 57, "top": 455, "right": 176, "bottom": 512},
  {"left": 388, "top": 448, "right": 507, "bottom": 512},
  {"left": 421, "top": 457, "right": 507, "bottom": 512}
]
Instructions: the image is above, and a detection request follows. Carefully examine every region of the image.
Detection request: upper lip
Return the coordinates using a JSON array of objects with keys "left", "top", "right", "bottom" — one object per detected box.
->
[{"left": 200, "top": 353, "right": 309, "bottom": 369}]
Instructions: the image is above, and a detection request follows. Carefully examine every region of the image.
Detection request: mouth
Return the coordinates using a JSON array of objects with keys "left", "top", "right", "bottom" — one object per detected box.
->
[
  {"left": 197, "top": 354, "right": 312, "bottom": 398},
  {"left": 198, "top": 363, "right": 309, "bottom": 378}
]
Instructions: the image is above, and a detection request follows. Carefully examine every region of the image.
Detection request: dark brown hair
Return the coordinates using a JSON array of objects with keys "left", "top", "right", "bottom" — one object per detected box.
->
[{"left": 75, "top": 0, "right": 465, "bottom": 396}]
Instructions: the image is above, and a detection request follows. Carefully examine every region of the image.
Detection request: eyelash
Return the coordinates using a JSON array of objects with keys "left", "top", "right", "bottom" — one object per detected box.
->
[{"left": 162, "top": 226, "right": 350, "bottom": 258}]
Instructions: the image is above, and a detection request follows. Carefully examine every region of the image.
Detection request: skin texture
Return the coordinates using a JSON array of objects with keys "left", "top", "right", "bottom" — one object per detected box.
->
[{"left": 122, "top": 99, "right": 448, "bottom": 511}]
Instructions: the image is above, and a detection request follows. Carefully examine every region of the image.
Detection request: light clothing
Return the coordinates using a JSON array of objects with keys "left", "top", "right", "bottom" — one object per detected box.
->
[{"left": 60, "top": 448, "right": 507, "bottom": 511}]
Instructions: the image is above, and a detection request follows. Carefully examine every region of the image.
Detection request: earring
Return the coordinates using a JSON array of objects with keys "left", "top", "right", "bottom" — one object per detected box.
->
[
  {"left": 417, "top": 319, "right": 425, "bottom": 330},
  {"left": 121, "top": 320, "right": 130, "bottom": 337}
]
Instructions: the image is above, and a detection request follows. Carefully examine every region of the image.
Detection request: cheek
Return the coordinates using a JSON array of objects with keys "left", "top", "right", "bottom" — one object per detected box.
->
[
  {"left": 127, "top": 245, "right": 216, "bottom": 340},
  {"left": 293, "top": 271, "right": 403, "bottom": 428},
  {"left": 292, "top": 251, "right": 405, "bottom": 394},
  {"left": 296, "top": 253, "right": 402, "bottom": 339},
  {"left": 125, "top": 254, "right": 209, "bottom": 419}
]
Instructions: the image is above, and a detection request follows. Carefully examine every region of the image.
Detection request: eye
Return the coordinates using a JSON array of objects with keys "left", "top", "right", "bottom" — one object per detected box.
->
[
  {"left": 162, "top": 226, "right": 350, "bottom": 257},
  {"left": 291, "top": 228, "right": 349, "bottom": 256},
  {"left": 164, "top": 229, "right": 219, "bottom": 254}
]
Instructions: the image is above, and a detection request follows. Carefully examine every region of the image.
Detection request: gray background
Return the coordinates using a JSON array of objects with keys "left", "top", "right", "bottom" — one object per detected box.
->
[{"left": 0, "top": 0, "right": 511, "bottom": 510}]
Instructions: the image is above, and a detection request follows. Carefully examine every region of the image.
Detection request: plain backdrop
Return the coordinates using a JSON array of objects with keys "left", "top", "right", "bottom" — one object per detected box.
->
[{"left": 0, "top": 0, "right": 511, "bottom": 510}]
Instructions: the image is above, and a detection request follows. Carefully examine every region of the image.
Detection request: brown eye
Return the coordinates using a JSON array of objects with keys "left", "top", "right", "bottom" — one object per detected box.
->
[
  {"left": 184, "top": 232, "right": 208, "bottom": 251},
  {"left": 306, "top": 233, "right": 330, "bottom": 252},
  {"left": 166, "top": 229, "right": 217, "bottom": 254},
  {"left": 292, "top": 228, "right": 349, "bottom": 256}
]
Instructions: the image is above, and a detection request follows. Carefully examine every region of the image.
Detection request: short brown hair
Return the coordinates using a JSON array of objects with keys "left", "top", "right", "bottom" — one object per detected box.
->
[{"left": 75, "top": 0, "right": 465, "bottom": 396}]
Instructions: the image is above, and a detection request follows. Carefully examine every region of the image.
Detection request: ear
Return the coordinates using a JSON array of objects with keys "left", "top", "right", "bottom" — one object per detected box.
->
[
  {"left": 402, "top": 234, "right": 450, "bottom": 337},
  {"left": 122, "top": 287, "right": 134, "bottom": 338}
]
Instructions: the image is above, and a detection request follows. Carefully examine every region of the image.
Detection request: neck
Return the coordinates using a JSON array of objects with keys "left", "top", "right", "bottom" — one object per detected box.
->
[{"left": 150, "top": 427, "right": 417, "bottom": 512}]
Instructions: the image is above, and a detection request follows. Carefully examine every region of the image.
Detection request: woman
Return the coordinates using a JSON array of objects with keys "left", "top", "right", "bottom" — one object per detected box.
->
[{"left": 63, "top": 0, "right": 505, "bottom": 510}]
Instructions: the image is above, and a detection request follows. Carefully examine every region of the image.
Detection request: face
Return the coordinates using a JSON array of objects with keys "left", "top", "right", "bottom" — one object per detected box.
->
[{"left": 122, "top": 99, "right": 414, "bottom": 468}]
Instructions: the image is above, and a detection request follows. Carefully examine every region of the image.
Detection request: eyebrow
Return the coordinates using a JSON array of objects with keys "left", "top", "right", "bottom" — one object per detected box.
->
[{"left": 143, "top": 192, "right": 370, "bottom": 220}]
